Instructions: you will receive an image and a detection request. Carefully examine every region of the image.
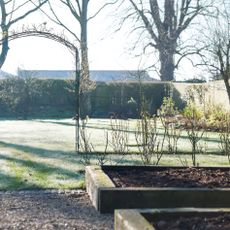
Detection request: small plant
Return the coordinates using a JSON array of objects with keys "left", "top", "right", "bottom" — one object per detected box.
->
[
  {"left": 158, "top": 97, "right": 182, "bottom": 155},
  {"left": 96, "top": 131, "right": 109, "bottom": 166},
  {"left": 159, "top": 96, "right": 176, "bottom": 117},
  {"left": 183, "top": 102, "right": 206, "bottom": 166},
  {"left": 205, "top": 103, "right": 227, "bottom": 130},
  {"left": 79, "top": 120, "right": 111, "bottom": 166},
  {"left": 162, "top": 121, "right": 181, "bottom": 155},
  {"left": 177, "top": 155, "right": 189, "bottom": 167},
  {"left": 135, "top": 109, "right": 164, "bottom": 165},
  {"left": 78, "top": 117, "right": 131, "bottom": 166},
  {"left": 79, "top": 119, "right": 94, "bottom": 165},
  {"left": 184, "top": 84, "right": 208, "bottom": 107},
  {"left": 219, "top": 114, "right": 230, "bottom": 164},
  {"left": 109, "top": 118, "right": 130, "bottom": 164}
]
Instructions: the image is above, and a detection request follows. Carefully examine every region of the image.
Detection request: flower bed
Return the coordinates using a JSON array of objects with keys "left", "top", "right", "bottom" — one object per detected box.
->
[
  {"left": 86, "top": 165, "right": 230, "bottom": 213},
  {"left": 115, "top": 208, "right": 230, "bottom": 230}
]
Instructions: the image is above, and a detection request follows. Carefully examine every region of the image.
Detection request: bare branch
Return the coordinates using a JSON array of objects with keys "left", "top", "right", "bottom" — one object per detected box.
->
[
  {"left": 44, "top": 1, "right": 80, "bottom": 42},
  {"left": 61, "top": 0, "right": 81, "bottom": 21},
  {"left": 88, "top": 0, "right": 118, "bottom": 21},
  {"left": 7, "top": 0, "right": 30, "bottom": 18},
  {"left": 175, "top": 44, "right": 207, "bottom": 68},
  {"left": 9, "top": 0, "right": 48, "bottom": 26},
  {"left": 5, "top": 0, "right": 13, "bottom": 4},
  {"left": 0, "top": 0, "right": 48, "bottom": 68},
  {"left": 128, "top": 0, "right": 158, "bottom": 42},
  {"left": 116, "top": 0, "right": 215, "bottom": 81}
]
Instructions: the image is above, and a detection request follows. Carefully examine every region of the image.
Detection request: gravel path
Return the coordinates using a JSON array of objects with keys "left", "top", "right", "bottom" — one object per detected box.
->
[{"left": 0, "top": 190, "right": 113, "bottom": 230}]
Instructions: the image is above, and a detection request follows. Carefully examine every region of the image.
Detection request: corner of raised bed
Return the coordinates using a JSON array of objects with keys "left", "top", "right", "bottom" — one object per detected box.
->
[
  {"left": 115, "top": 208, "right": 230, "bottom": 230},
  {"left": 85, "top": 165, "right": 115, "bottom": 212},
  {"left": 115, "top": 209, "right": 154, "bottom": 230}
]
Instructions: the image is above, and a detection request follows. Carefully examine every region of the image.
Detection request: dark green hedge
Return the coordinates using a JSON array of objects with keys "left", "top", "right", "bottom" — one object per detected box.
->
[
  {"left": 90, "top": 82, "right": 185, "bottom": 118},
  {"left": 90, "top": 82, "right": 169, "bottom": 118},
  {"left": 0, "top": 78, "right": 184, "bottom": 118},
  {"left": 0, "top": 78, "right": 75, "bottom": 118}
]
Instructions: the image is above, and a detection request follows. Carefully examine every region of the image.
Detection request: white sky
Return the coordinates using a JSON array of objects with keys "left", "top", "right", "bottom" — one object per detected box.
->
[{"left": 1, "top": 1, "right": 202, "bottom": 80}]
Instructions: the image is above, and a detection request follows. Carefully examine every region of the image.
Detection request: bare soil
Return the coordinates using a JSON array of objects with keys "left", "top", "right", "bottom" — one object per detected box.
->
[
  {"left": 149, "top": 213, "right": 230, "bottom": 230},
  {"left": 104, "top": 167, "right": 230, "bottom": 188}
]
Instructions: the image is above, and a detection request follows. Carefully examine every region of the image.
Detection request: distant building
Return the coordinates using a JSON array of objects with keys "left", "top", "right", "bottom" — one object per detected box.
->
[{"left": 17, "top": 69, "right": 157, "bottom": 82}]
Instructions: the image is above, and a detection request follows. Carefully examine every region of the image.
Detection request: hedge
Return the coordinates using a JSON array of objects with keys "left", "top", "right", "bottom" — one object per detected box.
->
[
  {"left": 0, "top": 78, "right": 75, "bottom": 118},
  {"left": 0, "top": 78, "right": 184, "bottom": 118}
]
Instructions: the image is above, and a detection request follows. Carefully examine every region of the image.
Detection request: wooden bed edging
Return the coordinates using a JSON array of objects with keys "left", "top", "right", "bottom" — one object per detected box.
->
[{"left": 86, "top": 165, "right": 230, "bottom": 213}]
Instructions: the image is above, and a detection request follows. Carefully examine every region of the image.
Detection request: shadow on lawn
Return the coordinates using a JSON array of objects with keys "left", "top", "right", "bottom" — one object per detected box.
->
[
  {"left": 0, "top": 141, "right": 78, "bottom": 162},
  {"left": 35, "top": 120, "right": 223, "bottom": 146},
  {"left": 0, "top": 140, "right": 142, "bottom": 164},
  {"left": 0, "top": 171, "right": 36, "bottom": 190},
  {"left": 36, "top": 119, "right": 137, "bottom": 133},
  {"left": 0, "top": 153, "right": 83, "bottom": 180},
  {"left": 36, "top": 120, "right": 76, "bottom": 127},
  {"left": 37, "top": 120, "right": 222, "bottom": 145}
]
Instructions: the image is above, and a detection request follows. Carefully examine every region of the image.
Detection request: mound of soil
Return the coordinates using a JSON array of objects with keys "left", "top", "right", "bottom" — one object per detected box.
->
[
  {"left": 104, "top": 167, "right": 230, "bottom": 188},
  {"left": 149, "top": 213, "right": 230, "bottom": 230}
]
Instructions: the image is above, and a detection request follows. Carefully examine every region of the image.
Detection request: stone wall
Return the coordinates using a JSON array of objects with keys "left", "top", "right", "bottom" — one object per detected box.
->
[{"left": 172, "top": 80, "right": 229, "bottom": 109}]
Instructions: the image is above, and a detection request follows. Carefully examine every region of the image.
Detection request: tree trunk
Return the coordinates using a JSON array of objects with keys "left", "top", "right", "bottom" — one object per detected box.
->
[
  {"left": 80, "top": 21, "right": 89, "bottom": 85},
  {"left": 80, "top": 0, "right": 91, "bottom": 118},
  {"left": 0, "top": 1, "right": 9, "bottom": 69},
  {"left": 223, "top": 74, "right": 230, "bottom": 104},
  {"left": 0, "top": 35, "right": 9, "bottom": 69},
  {"left": 159, "top": 49, "right": 175, "bottom": 81}
]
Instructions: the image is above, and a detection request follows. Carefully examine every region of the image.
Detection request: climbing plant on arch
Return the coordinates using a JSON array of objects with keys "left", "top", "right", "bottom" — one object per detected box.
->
[{"left": 2, "top": 24, "right": 81, "bottom": 153}]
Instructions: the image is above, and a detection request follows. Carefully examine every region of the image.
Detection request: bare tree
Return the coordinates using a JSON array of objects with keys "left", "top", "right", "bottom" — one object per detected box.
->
[
  {"left": 45, "top": 1, "right": 115, "bottom": 88},
  {"left": 116, "top": 0, "right": 213, "bottom": 81},
  {"left": 0, "top": 0, "right": 48, "bottom": 69},
  {"left": 42, "top": 0, "right": 116, "bottom": 117},
  {"left": 199, "top": 1, "right": 230, "bottom": 104}
]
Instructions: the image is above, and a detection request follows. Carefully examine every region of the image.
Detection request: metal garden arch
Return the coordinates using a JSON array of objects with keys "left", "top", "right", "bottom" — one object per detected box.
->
[{"left": 5, "top": 25, "right": 81, "bottom": 153}]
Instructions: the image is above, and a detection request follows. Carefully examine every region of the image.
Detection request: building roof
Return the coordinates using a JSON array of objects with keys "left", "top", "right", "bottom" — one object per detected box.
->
[{"left": 17, "top": 69, "right": 156, "bottom": 82}]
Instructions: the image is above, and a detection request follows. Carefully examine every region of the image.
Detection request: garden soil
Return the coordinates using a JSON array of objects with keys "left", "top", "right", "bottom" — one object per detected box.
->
[
  {"left": 150, "top": 213, "right": 230, "bottom": 230},
  {"left": 105, "top": 167, "right": 230, "bottom": 229},
  {"left": 104, "top": 167, "right": 230, "bottom": 188}
]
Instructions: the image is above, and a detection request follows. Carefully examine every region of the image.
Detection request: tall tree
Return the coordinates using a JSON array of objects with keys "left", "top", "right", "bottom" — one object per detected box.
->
[
  {"left": 45, "top": 1, "right": 116, "bottom": 117},
  {"left": 46, "top": 1, "right": 115, "bottom": 92},
  {"left": 0, "top": 0, "right": 48, "bottom": 69},
  {"left": 200, "top": 1, "right": 230, "bottom": 103},
  {"left": 48, "top": 0, "right": 90, "bottom": 93},
  {"left": 118, "top": 0, "right": 213, "bottom": 81}
]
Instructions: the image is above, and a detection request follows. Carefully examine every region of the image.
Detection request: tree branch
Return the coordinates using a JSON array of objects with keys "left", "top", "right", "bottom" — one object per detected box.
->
[
  {"left": 128, "top": 0, "right": 158, "bottom": 43},
  {"left": 9, "top": 0, "right": 48, "bottom": 26},
  {"left": 88, "top": 0, "right": 118, "bottom": 21}
]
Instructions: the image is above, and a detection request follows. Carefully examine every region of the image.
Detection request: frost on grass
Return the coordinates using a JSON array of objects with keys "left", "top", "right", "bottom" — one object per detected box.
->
[{"left": 0, "top": 119, "right": 228, "bottom": 190}]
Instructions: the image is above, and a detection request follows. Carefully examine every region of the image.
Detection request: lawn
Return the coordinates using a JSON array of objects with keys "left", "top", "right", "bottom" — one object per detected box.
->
[{"left": 0, "top": 118, "right": 228, "bottom": 190}]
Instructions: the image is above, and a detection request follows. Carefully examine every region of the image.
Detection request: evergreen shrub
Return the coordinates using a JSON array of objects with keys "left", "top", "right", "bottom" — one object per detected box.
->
[{"left": 0, "top": 78, "right": 184, "bottom": 118}]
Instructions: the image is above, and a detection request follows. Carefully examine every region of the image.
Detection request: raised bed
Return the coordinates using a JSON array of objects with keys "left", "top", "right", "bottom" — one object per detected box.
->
[
  {"left": 85, "top": 165, "right": 230, "bottom": 213},
  {"left": 115, "top": 208, "right": 230, "bottom": 230}
]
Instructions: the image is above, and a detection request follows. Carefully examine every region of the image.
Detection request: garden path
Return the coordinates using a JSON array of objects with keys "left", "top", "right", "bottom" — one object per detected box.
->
[{"left": 0, "top": 190, "right": 113, "bottom": 229}]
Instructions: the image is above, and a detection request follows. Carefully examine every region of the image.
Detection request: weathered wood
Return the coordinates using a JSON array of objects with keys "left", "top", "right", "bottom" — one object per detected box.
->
[
  {"left": 115, "top": 209, "right": 154, "bottom": 230},
  {"left": 115, "top": 208, "right": 230, "bottom": 230},
  {"left": 86, "top": 165, "right": 230, "bottom": 213}
]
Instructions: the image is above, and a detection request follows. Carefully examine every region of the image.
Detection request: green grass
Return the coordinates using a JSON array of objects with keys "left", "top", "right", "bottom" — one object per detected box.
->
[{"left": 0, "top": 118, "right": 229, "bottom": 190}]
